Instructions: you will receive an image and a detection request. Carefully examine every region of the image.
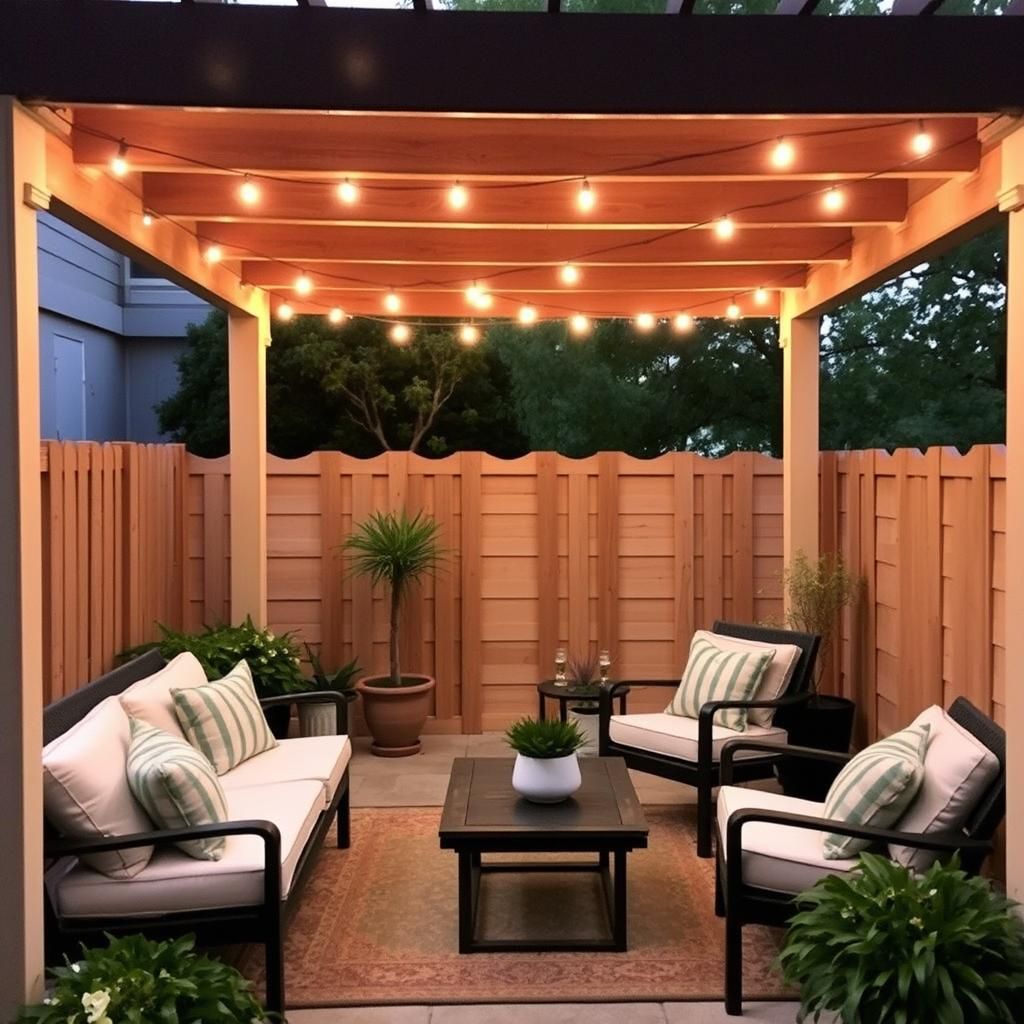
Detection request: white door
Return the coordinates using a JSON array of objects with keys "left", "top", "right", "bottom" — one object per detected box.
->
[{"left": 53, "top": 334, "right": 86, "bottom": 441}]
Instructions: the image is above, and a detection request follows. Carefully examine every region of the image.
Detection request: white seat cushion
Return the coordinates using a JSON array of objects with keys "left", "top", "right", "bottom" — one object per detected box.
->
[
  {"left": 220, "top": 735, "right": 352, "bottom": 808},
  {"left": 610, "top": 712, "right": 787, "bottom": 763},
  {"left": 50, "top": 779, "right": 324, "bottom": 919},
  {"left": 119, "top": 652, "right": 208, "bottom": 741},
  {"left": 717, "top": 785, "right": 860, "bottom": 893}
]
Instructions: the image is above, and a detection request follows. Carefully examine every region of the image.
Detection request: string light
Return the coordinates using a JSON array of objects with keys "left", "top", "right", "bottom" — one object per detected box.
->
[
  {"left": 770, "top": 137, "right": 795, "bottom": 170},
  {"left": 560, "top": 263, "right": 581, "bottom": 286},
  {"left": 635, "top": 313, "right": 656, "bottom": 332},
  {"left": 911, "top": 120, "right": 934, "bottom": 156},
  {"left": 459, "top": 324, "right": 481, "bottom": 347},
  {"left": 714, "top": 216, "right": 735, "bottom": 240},
  {"left": 726, "top": 301, "right": 741, "bottom": 321},
  {"left": 276, "top": 303, "right": 294, "bottom": 322},
  {"left": 448, "top": 182, "right": 469, "bottom": 210},
  {"left": 390, "top": 323, "right": 411, "bottom": 346},
  {"left": 141, "top": 212, "right": 154, "bottom": 227},
  {"left": 328, "top": 307, "right": 346, "bottom": 325},
  {"left": 754, "top": 287, "right": 769, "bottom": 305},
  {"left": 294, "top": 273, "right": 313, "bottom": 297},
  {"left": 475, "top": 292, "right": 494, "bottom": 310},
  {"left": 518, "top": 305, "right": 538, "bottom": 325},
  {"left": 570, "top": 314, "right": 591, "bottom": 337},
  {"left": 338, "top": 178, "right": 359, "bottom": 205},
  {"left": 465, "top": 282, "right": 483, "bottom": 305},
  {"left": 238, "top": 175, "right": 261, "bottom": 206},
  {"left": 383, "top": 291, "right": 401, "bottom": 313},
  {"left": 204, "top": 245, "right": 223, "bottom": 264},
  {"left": 673, "top": 313, "right": 693, "bottom": 333},
  {"left": 110, "top": 141, "right": 129, "bottom": 177},
  {"left": 823, "top": 186, "right": 846, "bottom": 212},
  {"left": 577, "top": 179, "right": 596, "bottom": 213}
]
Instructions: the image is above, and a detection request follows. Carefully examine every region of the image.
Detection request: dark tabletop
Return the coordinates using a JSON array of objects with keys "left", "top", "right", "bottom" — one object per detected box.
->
[{"left": 439, "top": 757, "right": 648, "bottom": 846}]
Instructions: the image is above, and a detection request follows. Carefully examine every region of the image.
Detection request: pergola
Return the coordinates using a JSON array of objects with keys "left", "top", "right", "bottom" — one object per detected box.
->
[{"left": 2, "top": 0, "right": 1024, "bottom": 1011}]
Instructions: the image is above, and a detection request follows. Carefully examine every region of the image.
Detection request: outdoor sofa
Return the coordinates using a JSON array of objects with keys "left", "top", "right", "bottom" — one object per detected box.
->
[{"left": 41, "top": 648, "right": 352, "bottom": 1014}]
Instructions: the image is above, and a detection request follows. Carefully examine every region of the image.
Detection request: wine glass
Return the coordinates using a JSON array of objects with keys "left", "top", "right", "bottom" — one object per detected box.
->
[
  {"left": 599, "top": 649, "right": 611, "bottom": 684},
  {"left": 554, "top": 647, "right": 567, "bottom": 685}
]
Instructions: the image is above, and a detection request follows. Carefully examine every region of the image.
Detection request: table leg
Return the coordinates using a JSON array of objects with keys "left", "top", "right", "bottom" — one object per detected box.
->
[
  {"left": 612, "top": 850, "right": 628, "bottom": 951},
  {"left": 538, "top": 691, "right": 546, "bottom": 721},
  {"left": 458, "top": 851, "right": 477, "bottom": 953},
  {"left": 559, "top": 700, "right": 567, "bottom": 724}
]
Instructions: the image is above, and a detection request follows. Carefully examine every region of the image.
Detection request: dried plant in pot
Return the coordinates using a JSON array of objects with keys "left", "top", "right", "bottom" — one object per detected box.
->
[
  {"left": 343, "top": 509, "right": 444, "bottom": 757},
  {"left": 505, "top": 717, "right": 587, "bottom": 804}
]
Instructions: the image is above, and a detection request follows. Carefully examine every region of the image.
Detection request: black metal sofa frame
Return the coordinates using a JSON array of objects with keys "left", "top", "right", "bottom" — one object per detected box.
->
[
  {"left": 715, "top": 695, "right": 1007, "bottom": 1016},
  {"left": 42, "top": 649, "right": 352, "bottom": 1014},
  {"left": 598, "top": 620, "right": 821, "bottom": 857}
]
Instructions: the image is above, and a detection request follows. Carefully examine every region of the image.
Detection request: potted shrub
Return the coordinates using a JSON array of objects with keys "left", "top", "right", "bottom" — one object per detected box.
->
[
  {"left": 780, "top": 853, "right": 1024, "bottom": 1023},
  {"left": 299, "top": 643, "right": 360, "bottom": 736},
  {"left": 506, "top": 717, "right": 587, "bottom": 803},
  {"left": 344, "top": 509, "right": 443, "bottom": 757},
  {"left": 778, "top": 551, "right": 862, "bottom": 799},
  {"left": 15, "top": 933, "right": 271, "bottom": 1023},
  {"left": 565, "top": 652, "right": 601, "bottom": 754}
]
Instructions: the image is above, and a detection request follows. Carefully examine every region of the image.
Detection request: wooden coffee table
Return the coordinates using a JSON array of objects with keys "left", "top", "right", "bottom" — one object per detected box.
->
[{"left": 438, "top": 757, "right": 648, "bottom": 953}]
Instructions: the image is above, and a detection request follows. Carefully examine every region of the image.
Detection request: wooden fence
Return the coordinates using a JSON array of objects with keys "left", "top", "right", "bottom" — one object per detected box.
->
[{"left": 40, "top": 443, "right": 1006, "bottom": 740}]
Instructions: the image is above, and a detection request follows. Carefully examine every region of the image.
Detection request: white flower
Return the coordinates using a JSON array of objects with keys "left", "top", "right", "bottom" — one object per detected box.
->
[
  {"left": 70, "top": 963, "right": 81, "bottom": 974},
  {"left": 929, "top": 888, "right": 938, "bottom": 897},
  {"left": 910, "top": 916, "right": 923, "bottom": 928},
  {"left": 82, "top": 989, "right": 111, "bottom": 1023}
]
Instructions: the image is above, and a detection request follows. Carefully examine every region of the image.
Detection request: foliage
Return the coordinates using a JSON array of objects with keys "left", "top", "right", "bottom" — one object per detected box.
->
[
  {"left": 304, "top": 643, "right": 361, "bottom": 695},
  {"left": 782, "top": 552, "right": 862, "bottom": 694},
  {"left": 567, "top": 651, "right": 600, "bottom": 692},
  {"left": 779, "top": 853, "right": 1024, "bottom": 1024},
  {"left": 342, "top": 510, "right": 444, "bottom": 687},
  {"left": 14, "top": 933, "right": 270, "bottom": 1024},
  {"left": 505, "top": 717, "right": 587, "bottom": 759},
  {"left": 123, "top": 617, "right": 308, "bottom": 699}
]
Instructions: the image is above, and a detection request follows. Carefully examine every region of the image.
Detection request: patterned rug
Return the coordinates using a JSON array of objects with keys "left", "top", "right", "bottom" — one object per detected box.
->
[{"left": 236, "top": 806, "right": 790, "bottom": 1008}]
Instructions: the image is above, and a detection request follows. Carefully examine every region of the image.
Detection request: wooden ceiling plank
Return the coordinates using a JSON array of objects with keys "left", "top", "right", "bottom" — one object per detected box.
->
[{"left": 774, "top": 0, "right": 823, "bottom": 13}]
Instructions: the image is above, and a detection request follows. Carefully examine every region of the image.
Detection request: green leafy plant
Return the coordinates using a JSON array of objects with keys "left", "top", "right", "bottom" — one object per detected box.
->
[
  {"left": 782, "top": 551, "right": 862, "bottom": 694},
  {"left": 123, "top": 616, "right": 308, "bottom": 699},
  {"left": 779, "top": 853, "right": 1024, "bottom": 1024},
  {"left": 15, "top": 933, "right": 271, "bottom": 1024},
  {"left": 567, "top": 652, "right": 600, "bottom": 692},
  {"left": 304, "top": 643, "right": 361, "bottom": 697},
  {"left": 505, "top": 717, "right": 587, "bottom": 759},
  {"left": 342, "top": 510, "right": 444, "bottom": 687}
]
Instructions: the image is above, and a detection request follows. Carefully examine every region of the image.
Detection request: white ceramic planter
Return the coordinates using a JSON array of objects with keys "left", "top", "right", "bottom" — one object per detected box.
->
[
  {"left": 298, "top": 701, "right": 337, "bottom": 737},
  {"left": 511, "top": 752, "right": 582, "bottom": 804}
]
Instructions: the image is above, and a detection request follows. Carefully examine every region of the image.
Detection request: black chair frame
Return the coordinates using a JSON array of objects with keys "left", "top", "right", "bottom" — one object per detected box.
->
[
  {"left": 598, "top": 620, "right": 821, "bottom": 857},
  {"left": 43, "top": 651, "right": 352, "bottom": 1014},
  {"left": 714, "top": 696, "right": 1007, "bottom": 1016}
]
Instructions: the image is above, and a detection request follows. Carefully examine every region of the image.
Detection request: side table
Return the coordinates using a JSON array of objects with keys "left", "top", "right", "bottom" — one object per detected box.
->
[{"left": 537, "top": 679, "right": 629, "bottom": 722}]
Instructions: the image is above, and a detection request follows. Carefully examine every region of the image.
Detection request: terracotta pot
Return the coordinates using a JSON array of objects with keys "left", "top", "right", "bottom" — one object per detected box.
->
[{"left": 355, "top": 673, "right": 435, "bottom": 757}]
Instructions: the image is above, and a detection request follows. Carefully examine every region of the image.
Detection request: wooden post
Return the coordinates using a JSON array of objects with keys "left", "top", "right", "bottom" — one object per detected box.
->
[
  {"left": 1001, "top": 131, "right": 1024, "bottom": 901},
  {"left": 780, "top": 291, "right": 820, "bottom": 610},
  {"left": 0, "top": 96, "right": 46, "bottom": 1012},
  {"left": 228, "top": 297, "right": 270, "bottom": 626}
]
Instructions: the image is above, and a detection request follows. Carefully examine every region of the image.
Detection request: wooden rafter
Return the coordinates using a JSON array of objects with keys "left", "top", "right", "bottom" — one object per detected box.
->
[
  {"left": 774, "top": 0, "right": 823, "bottom": 14},
  {"left": 890, "top": 0, "right": 947, "bottom": 13}
]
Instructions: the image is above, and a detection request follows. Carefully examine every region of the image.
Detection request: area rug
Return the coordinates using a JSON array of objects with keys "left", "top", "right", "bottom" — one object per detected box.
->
[{"left": 235, "top": 806, "right": 791, "bottom": 1008}]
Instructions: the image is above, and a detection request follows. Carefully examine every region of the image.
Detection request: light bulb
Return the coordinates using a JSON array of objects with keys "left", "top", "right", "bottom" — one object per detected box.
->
[
  {"left": 770, "top": 137, "right": 795, "bottom": 170},
  {"left": 823, "top": 186, "right": 845, "bottom": 212},
  {"left": 560, "top": 263, "right": 580, "bottom": 286},
  {"left": 390, "top": 323, "right": 411, "bottom": 346},
  {"left": 474, "top": 292, "right": 493, "bottom": 310},
  {"left": 383, "top": 292, "right": 401, "bottom": 313},
  {"left": 338, "top": 178, "right": 359, "bottom": 204},
  {"left": 238, "top": 176, "right": 261, "bottom": 206},
  {"left": 714, "top": 216, "right": 735, "bottom": 240},
  {"left": 328, "top": 307, "right": 345, "bottom": 325},
  {"left": 204, "top": 245, "right": 223, "bottom": 264},
  {"left": 518, "top": 305, "right": 538, "bottom": 325},
  {"left": 459, "top": 324, "right": 481, "bottom": 347},
  {"left": 726, "top": 302, "right": 741, "bottom": 321},
  {"left": 448, "top": 182, "right": 469, "bottom": 210},
  {"left": 754, "top": 287, "right": 769, "bottom": 305},
  {"left": 276, "top": 303, "right": 294, "bottom": 322},
  {"left": 110, "top": 141, "right": 129, "bottom": 177},
  {"left": 570, "top": 314, "right": 591, "bottom": 336},
  {"left": 142, "top": 212, "right": 154, "bottom": 227},
  {"left": 577, "top": 179, "right": 596, "bottom": 213},
  {"left": 465, "top": 282, "right": 483, "bottom": 305},
  {"left": 635, "top": 313, "right": 656, "bottom": 332},
  {"left": 911, "top": 121, "right": 933, "bottom": 156},
  {"left": 673, "top": 313, "right": 693, "bottom": 333},
  {"left": 294, "top": 273, "right": 313, "bottom": 297}
]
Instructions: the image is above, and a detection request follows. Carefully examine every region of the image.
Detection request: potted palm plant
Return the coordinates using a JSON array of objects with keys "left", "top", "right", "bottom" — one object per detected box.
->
[
  {"left": 344, "top": 509, "right": 443, "bottom": 757},
  {"left": 506, "top": 717, "right": 587, "bottom": 804}
]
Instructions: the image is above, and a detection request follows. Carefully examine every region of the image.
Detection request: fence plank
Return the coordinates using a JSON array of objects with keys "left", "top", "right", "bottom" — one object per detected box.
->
[
  {"left": 350, "top": 470, "right": 375, "bottom": 684},
  {"left": 731, "top": 452, "right": 754, "bottom": 624},
  {"left": 597, "top": 452, "right": 619, "bottom": 662},
  {"left": 703, "top": 471, "right": 724, "bottom": 627},
  {"left": 460, "top": 452, "right": 483, "bottom": 732},
  {"left": 319, "top": 451, "right": 344, "bottom": 672},
  {"left": 536, "top": 452, "right": 559, "bottom": 679},
  {"left": 673, "top": 454, "right": 695, "bottom": 668},
  {"left": 433, "top": 472, "right": 458, "bottom": 720},
  {"left": 567, "top": 466, "right": 590, "bottom": 658}
]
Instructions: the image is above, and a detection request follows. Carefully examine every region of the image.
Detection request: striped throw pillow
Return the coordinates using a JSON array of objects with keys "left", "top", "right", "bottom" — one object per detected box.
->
[
  {"left": 172, "top": 659, "right": 277, "bottom": 775},
  {"left": 822, "top": 721, "right": 931, "bottom": 860},
  {"left": 665, "top": 634, "right": 775, "bottom": 731},
  {"left": 125, "top": 717, "right": 228, "bottom": 861}
]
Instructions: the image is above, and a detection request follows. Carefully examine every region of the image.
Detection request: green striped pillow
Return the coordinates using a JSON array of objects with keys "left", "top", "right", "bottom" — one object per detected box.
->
[
  {"left": 822, "top": 721, "right": 931, "bottom": 860},
  {"left": 172, "top": 659, "right": 277, "bottom": 775},
  {"left": 665, "top": 635, "right": 775, "bottom": 731},
  {"left": 125, "top": 717, "right": 228, "bottom": 861}
]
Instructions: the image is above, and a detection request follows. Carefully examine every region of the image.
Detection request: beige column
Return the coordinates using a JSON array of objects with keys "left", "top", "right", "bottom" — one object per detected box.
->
[
  {"left": 780, "top": 290, "right": 821, "bottom": 608},
  {"left": 1001, "top": 132, "right": 1024, "bottom": 900},
  {"left": 228, "top": 296, "right": 270, "bottom": 626},
  {"left": 0, "top": 97, "right": 46, "bottom": 1012}
]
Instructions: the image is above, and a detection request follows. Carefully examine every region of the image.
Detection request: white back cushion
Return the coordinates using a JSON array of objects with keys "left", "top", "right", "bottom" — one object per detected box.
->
[
  {"left": 890, "top": 705, "right": 1000, "bottom": 871},
  {"left": 119, "top": 651, "right": 208, "bottom": 740},
  {"left": 43, "top": 696, "right": 154, "bottom": 879}
]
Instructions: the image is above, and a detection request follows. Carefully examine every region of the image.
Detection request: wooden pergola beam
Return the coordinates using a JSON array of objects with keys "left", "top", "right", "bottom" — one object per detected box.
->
[{"left": 774, "top": 0, "right": 823, "bottom": 14}]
